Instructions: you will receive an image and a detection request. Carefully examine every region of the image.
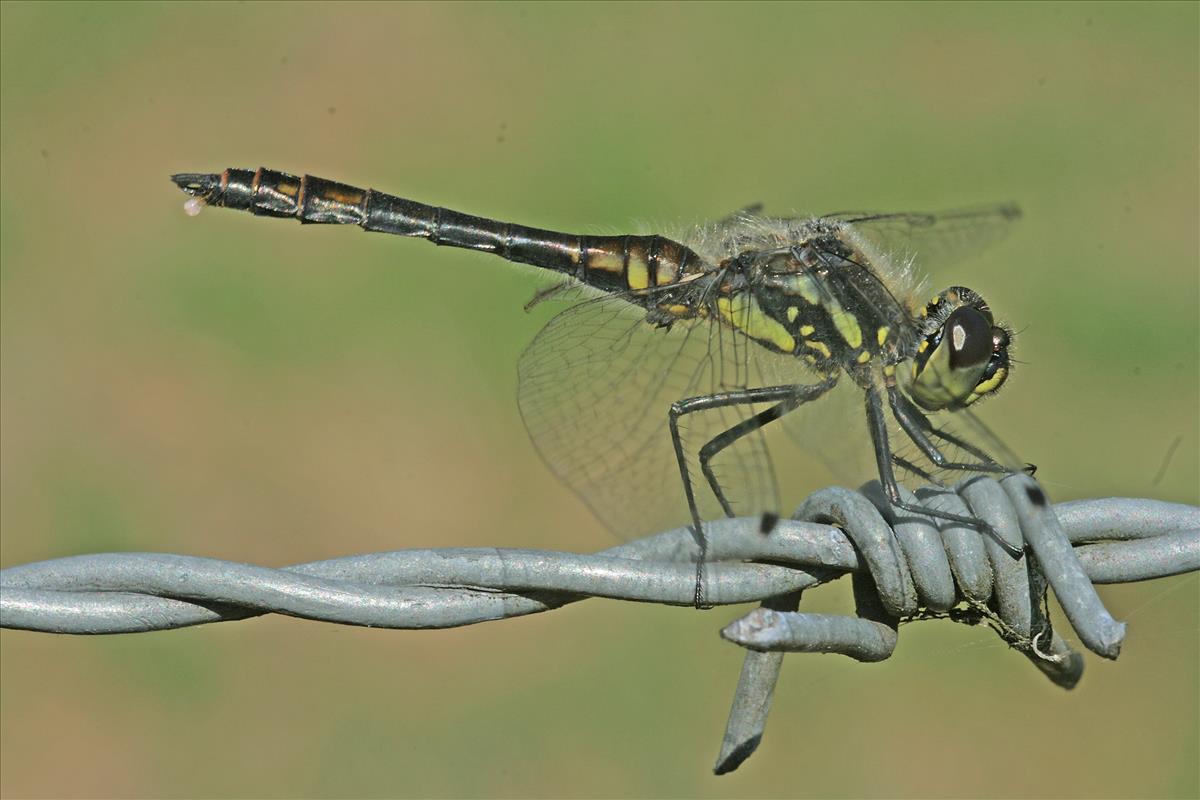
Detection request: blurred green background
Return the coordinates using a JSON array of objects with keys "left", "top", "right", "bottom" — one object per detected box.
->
[{"left": 2, "top": 2, "right": 1196, "bottom": 797}]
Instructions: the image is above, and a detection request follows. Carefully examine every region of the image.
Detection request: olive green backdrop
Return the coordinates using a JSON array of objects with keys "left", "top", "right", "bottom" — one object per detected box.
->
[{"left": 2, "top": 2, "right": 1196, "bottom": 798}]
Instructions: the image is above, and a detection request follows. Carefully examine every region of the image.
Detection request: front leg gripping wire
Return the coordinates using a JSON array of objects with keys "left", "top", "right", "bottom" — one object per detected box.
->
[{"left": 2, "top": 474, "right": 1196, "bottom": 774}]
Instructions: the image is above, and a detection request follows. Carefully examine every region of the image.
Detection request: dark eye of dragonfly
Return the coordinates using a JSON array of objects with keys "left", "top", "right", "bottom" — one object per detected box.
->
[
  {"left": 974, "top": 324, "right": 1012, "bottom": 395},
  {"left": 910, "top": 300, "right": 1014, "bottom": 410},
  {"left": 945, "top": 306, "right": 993, "bottom": 370}
]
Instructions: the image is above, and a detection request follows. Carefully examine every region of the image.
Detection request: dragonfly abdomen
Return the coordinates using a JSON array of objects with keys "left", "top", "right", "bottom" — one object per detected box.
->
[{"left": 172, "top": 167, "right": 704, "bottom": 295}]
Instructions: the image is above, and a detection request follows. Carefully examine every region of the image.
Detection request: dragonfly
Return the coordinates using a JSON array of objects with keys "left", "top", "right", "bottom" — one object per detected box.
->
[{"left": 172, "top": 167, "right": 1028, "bottom": 607}]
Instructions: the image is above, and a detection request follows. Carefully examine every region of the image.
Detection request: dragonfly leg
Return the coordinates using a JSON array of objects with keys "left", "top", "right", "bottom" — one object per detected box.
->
[
  {"left": 895, "top": 391, "right": 1037, "bottom": 477},
  {"left": 864, "top": 386, "right": 1023, "bottom": 558},
  {"left": 886, "top": 386, "right": 1008, "bottom": 474},
  {"left": 700, "top": 402, "right": 792, "bottom": 519},
  {"left": 697, "top": 380, "right": 838, "bottom": 518},
  {"left": 669, "top": 379, "right": 836, "bottom": 608},
  {"left": 892, "top": 453, "right": 938, "bottom": 484}
]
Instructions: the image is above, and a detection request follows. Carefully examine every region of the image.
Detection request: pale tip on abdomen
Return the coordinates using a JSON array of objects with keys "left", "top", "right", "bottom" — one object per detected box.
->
[
  {"left": 171, "top": 172, "right": 222, "bottom": 197},
  {"left": 172, "top": 172, "right": 222, "bottom": 215}
]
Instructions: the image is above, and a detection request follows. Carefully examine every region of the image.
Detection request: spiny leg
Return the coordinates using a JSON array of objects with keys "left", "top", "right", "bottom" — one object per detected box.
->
[
  {"left": 700, "top": 402, "right": 793, "bottom": 519},
  {"left": 894, "top": 421, "right": 1036, "bottom": 478},
  {"left": 886, "top": 386, "right": 1008, "bottom": 474},
  {"left": 863, "top": 385, "right": 1023, "bottom": 558},
  {"left": 889, "top": 389, "right": 1035, "bottom": 475},
  {"left": 892, "top": 453, "right": 938, "bottom": 484},
  {"left": 669, "top": 382, "right": 834, "bottom": 608},
  {"left": 697, "top": 379, "right": 839, "bottom": 518},
  {"left": 890, "top": 387, "right": 1021, "bottom": 469}
]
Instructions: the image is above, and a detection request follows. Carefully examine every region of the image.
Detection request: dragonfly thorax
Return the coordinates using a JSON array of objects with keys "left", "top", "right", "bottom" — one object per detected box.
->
[{"left": 704, "top": 240, "right": 916, "bottom": 375}]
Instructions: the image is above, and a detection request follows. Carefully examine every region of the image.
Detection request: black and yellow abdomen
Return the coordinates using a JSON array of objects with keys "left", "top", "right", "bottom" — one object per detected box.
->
[{"left": 173, "top": 167, "right": 706, "bottom": 301}]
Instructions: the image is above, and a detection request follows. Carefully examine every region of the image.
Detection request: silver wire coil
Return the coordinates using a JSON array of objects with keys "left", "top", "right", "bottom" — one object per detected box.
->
[{"left": 2, "top": 474, "right": 1196, "bottom": 774}]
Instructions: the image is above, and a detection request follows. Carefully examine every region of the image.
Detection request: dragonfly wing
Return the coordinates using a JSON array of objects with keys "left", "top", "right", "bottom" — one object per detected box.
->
[
  {"left": 823, "top": 204, "right": 1022, "bottom": 273},
  {"left": 517, "top": 289, "right": 782, "bottom": 540},
  {"left": 762, "top": 363, "right": 1026, "bottom": 494},
  {"left": 947, "top": 406, "right": 1027, "bottom": 472}
]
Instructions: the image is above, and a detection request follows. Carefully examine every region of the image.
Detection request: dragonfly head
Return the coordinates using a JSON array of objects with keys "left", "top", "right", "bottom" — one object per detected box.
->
[{"left": 908, "top": 287, "right": 1012, "bottom": 411}]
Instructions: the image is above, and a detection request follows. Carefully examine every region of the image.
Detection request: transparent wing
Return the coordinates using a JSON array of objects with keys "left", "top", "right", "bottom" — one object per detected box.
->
[
  {"left": 823, "top": 204, "right": 1022, "bottom": 273},
  {"left": 772, "top": 376, "right": 875, "bottom": 486},
  {"left": 878, "top": 394, "right": 1029, "bottom": 489},
  {"left": 755, "top": 335, "right": 1026, "bottom": 498},
  {"left": 517, "top": 287, "right": 792, "bottom": 540},
  {"left": 945, "top": 406, "right": 1026, "bottom": 472},
  {"left": 770, "top": 384, "right": 1027, "bottom": 494}
]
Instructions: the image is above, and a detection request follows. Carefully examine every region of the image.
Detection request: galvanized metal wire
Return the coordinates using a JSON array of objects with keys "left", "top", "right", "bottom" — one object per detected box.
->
[{"left": 2, "top": 473, "right": 1196, "bottom": 774}]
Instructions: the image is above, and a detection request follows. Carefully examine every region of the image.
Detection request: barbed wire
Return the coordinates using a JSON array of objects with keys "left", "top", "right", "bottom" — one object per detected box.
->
[{"left": 2, "top": 473, "right": 1197, "bottom": 774}]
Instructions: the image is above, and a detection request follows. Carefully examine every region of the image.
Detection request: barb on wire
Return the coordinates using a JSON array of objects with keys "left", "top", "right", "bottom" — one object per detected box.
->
[{"left": 1, "top": 474, "right": 1197, "bottom": 775}]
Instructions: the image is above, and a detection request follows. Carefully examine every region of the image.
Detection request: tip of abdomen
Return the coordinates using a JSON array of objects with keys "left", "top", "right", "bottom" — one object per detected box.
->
[{"left": 170, "top": 172, "right": 221, "bottom": 197}]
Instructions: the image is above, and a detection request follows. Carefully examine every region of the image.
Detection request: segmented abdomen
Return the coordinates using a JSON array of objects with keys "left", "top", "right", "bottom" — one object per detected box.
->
[{"left": 181, "top": 167, "right": 707, "bottom": 295}]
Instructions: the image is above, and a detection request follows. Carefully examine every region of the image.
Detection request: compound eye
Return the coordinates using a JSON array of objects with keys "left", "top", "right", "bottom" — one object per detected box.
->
[
  {"left": 944, "top": 306, "right": 992, "bottom": 370},
  {"left": 971, "top": 324, "right": 1013, "bottom": 398},
  {"left": 981, "top": 326, "right": 1012, "bottom": 380}
]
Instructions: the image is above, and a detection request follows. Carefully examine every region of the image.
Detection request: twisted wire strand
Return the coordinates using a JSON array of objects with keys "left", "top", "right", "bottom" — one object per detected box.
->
[
  {"left": 713, "top": 474, "right": 1197, "bottom": 774},
  {"left": 2, "top": 476, "right": 1191, "bottom": 634},
  {"left": 2, "top": 476, "right": 1196, "bottom": 773}
]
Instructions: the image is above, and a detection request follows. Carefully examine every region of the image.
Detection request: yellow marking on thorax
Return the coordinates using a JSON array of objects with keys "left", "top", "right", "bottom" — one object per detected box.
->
[
  {"left": 786, "top": 306, "right": 799, "bottom": 322},
  {"left": 804, "top": 339, "right": 832, "bottom": 359},
  {"left": 856, "top": 350, "right": 871, "bottom": 364},
  {"left": 659, "top": 303, "right": 693, "bottom": 318},
  {"left": 799, "top": 324, "right": 815, "bottom": 336},
  {"left": 779, "top": 274, "right": 822, "bottom": 305},
  {"left": 877, "top": 326, "right": 891, "bottom": 346},
  {"left": 777, "top": 272, "right": 863, "bottom": 348},
  {"left": 716, "top": 295, "right": 796, "bottom": 352},
  {"left": 829, "top": 309, "right": 863, "bottom": 349}
]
